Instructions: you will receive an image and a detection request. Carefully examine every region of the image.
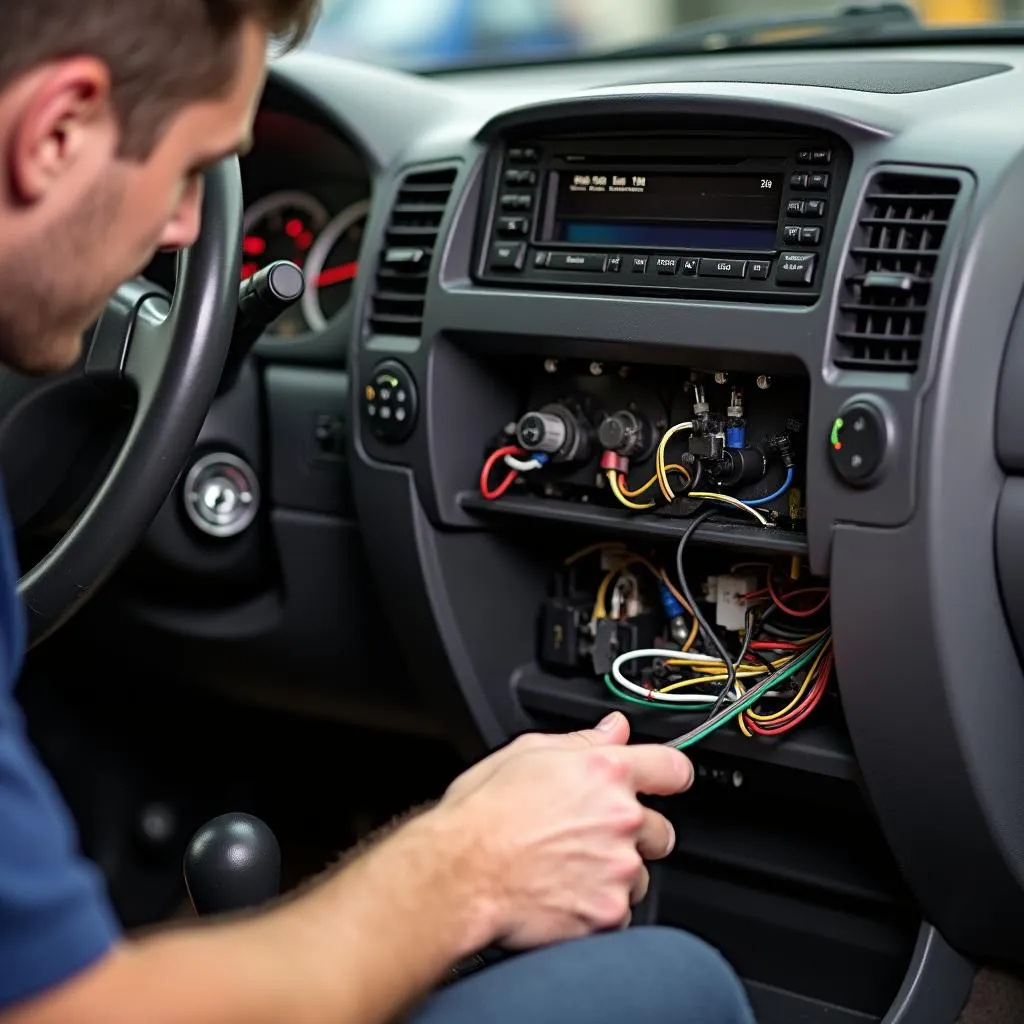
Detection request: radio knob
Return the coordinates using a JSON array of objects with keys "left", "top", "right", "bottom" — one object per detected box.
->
[
  {"left": 598, "top": 410, "right": 649, "bottom": 459},
  {"left": 517, "top": 411, "right": 567, "bottom": 454}
]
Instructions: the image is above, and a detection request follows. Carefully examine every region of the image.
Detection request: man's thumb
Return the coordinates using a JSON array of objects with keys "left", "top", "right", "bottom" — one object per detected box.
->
[{"left": 580, "top": 711, "right": 630, "bottom": 745}]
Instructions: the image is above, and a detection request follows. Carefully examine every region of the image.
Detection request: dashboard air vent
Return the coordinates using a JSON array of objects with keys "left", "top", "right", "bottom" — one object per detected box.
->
[
  {"left": 834, "top": 172, "right": 960, "bottom": 373},
  {"left": 368, "top": 166, "right": 458, "bottom": 337}
]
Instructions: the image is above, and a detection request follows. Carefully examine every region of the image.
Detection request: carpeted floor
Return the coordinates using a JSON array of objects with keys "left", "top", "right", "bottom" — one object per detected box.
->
[{"left": 957, "top": 968, "right": 1024, "bottom": 1023}]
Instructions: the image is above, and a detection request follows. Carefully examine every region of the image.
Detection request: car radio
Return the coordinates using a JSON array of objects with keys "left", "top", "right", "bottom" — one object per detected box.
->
[{"left": 474, "top": 129, "right": 849, "bottom": 304}]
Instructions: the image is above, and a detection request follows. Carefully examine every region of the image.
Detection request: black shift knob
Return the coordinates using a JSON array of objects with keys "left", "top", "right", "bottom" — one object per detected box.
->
[{"left": 183, "top": 813, "right": 281, "bottom": 916}]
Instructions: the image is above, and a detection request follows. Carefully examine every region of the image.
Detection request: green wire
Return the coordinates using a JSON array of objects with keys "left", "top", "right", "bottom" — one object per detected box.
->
[{"left": 602, "top": 640, "right": 826, "bottom": 750}]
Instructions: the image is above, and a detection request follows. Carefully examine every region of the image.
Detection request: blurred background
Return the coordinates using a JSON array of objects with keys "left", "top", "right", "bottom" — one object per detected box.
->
[{"left": 300, "top": 0, "right": 1024, "bottom": 69}]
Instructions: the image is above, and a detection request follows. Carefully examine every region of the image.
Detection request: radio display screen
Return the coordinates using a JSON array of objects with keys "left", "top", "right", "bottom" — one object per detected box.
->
[{"left": 549, "top": 172, "right": 782, "bottom": 251}]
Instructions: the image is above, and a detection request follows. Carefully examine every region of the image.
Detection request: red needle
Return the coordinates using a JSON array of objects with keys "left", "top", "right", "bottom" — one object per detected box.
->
[{"left": 316, "top": 261, "right": 359, "bottom": 287}]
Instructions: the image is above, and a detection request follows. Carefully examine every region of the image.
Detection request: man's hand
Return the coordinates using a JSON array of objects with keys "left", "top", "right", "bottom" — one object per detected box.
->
[{"left": 434, "top": 712, "right": 693, "bottom": 950}]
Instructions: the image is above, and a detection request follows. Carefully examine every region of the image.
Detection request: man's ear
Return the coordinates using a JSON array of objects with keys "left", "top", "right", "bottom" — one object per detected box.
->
[{"left": 9, "top": 57, "right": 115, "bottom": 204}]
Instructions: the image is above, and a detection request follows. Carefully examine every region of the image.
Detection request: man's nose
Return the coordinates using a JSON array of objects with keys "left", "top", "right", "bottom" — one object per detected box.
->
[{"left": 158, "top": 184, "right": 204, "bottom": 251}]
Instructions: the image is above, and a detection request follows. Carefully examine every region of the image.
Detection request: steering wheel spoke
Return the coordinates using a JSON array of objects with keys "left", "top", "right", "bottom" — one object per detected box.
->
[{"left": 86, "top": 277, "right": 173, "bottom": 402}]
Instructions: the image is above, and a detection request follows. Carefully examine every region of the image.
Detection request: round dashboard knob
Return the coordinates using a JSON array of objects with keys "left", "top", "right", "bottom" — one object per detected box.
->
[
  {"left": 183, "top": 453, "right": 260, "bottom": 538},
  {"left": 828, "top": 398, "right": 891, "bottom": 487},
  {"left": 517, "top": 411, "right": 567, "bottom": 454}
]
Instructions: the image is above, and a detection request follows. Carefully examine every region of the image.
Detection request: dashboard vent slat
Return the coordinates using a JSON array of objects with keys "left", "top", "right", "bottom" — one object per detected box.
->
[
  {"left": 368, "top": 165, "right": 458, "bottom": 337},
  {"left": 833, "top": 171, "right": 960, "bottom": 374}
]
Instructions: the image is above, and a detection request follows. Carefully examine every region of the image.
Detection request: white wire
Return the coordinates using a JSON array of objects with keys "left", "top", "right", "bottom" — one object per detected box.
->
[
  {"left": 611, "top": 648, "right": 788, "bottom": 705},
  {"left": 504, "top": 455, "right": 545, "bottom": 473},
  {"left": 612, "top": 648, "right": 740, "bottom": 705}
]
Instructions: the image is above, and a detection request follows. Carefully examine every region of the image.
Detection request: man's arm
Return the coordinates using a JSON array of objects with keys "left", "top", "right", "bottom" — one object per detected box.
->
[
  {"left": 6, "top": 808, "right": 494, "bottom": 1024},
  {"left": 5, "top": 713, "right": 691, "bottom": 1024}
]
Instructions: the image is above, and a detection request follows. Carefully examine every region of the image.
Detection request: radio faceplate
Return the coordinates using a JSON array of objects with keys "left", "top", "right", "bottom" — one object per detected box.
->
[{"left": 475, "top": 130, "right": 849, "bottom": 304}]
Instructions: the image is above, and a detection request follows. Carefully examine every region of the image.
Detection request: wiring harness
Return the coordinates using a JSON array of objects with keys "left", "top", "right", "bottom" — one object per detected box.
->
[{"left": 553, "top": 532, "right": 832, "bottom": 752}]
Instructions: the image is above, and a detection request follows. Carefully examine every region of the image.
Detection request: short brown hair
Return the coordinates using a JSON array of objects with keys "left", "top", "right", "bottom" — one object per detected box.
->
[{"left": 3, "top": 0, "right": 321, "bottom": 158}]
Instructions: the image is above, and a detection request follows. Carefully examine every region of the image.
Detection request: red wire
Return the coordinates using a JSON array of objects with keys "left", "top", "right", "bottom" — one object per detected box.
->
[
  {"left": 480, "top": 446, "right": 522, "bottom": 501},
  {"left": 767, "top": 576, "right": 831, "bottom": 618},
  {"left": 743, "top": 652, "right": 833, "bottom": 736}
]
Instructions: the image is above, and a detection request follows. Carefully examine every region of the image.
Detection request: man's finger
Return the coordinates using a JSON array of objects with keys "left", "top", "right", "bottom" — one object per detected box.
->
[
  {"left": 617, "top": 745, "right": 694, "bottom": 796},
  {"left": 630, "top": 862, "right": 651, "bottom": 906},
  {"left": 564, "top": 711, "right": 631, "bottom": 748},
  {"left": 636, "top": 808, "right": 676, "bottom": 861}
]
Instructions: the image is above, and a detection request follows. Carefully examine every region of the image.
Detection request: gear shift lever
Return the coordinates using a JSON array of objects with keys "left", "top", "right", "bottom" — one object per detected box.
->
[{"left": 183, "top": 813, "right": 281, "bottom": 916}]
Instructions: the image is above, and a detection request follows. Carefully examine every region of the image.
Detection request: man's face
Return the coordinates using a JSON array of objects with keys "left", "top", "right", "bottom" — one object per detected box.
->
[{"left": 0, "top": 20, "right": 267, "bottom": 375}]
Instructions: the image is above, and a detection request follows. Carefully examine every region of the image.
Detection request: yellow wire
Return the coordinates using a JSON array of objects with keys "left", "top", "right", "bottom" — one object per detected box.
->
[
  {"left": 618, "top": 464, "right": 692, "bottom": 498},
  {"left": 687, "top": 492, "right": 770, "bottom": 526},
  {"left": 656, "top": 423, "right": 694, "bottom": 501},
  {"left": 564, "top": 541, "right": 627, "bottom": 566},
  {"left": 746, "top": 641, "right": 832, "bottom": 723},
  {"left": 595, "top": 553, "right": 668, "bottom": 618},
  {"left": 608, "top": 472, "right": 655, "bottom": 510}
]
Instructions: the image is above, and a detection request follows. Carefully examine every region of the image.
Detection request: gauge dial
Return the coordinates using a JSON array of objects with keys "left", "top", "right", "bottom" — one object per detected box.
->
[
  {"left": 241, "top": 191, "right": 330, "bottom": 337},
  {"left": 300, "top": 199, "right": 371, "bottom": 332}
]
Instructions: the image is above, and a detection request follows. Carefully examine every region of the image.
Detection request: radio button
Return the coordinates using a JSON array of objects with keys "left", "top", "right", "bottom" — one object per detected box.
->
[
  {"left": 810, "top": 149, "right": 832, "bottom": 164},
  {"left": 534, "top": 251, "right": 549, "bottom": 267},
  {"left": 777, "top": 252, "right": 817, "bottom": 286},
  {"left": 804, "top": 199, "right": 826, "bottom": 218},
  {"left": 500, "top": 193, "right": 533, "bottom": 211},
  {"left": 547, "top": 252, "right": 606, "bottom": 272},
  {"left": 783, "top": 225, "right": 801, "bottom": 244},
  {"left": 489, "top": 242, "right": 526, "bottom": 271},
  {"left": 790, "top": 173, "right": 809, "bottom": 190},
  {"left": 749, "top": 260, "right": 771, "bottom": 280},
  {"left": 504, "top": 168, "right": 537, "bottom": 186},
  {"left": 786, "top": 200, "right": 806, "bottom": 217},
  {"left": 699, "top": 258, "right": 746, "bottom": 279},
  {"left": 630, "top": 256, "right": 649, "bottom": 273},
  {"left": 498, "top": 216, "right": 530, "bottom": 236},
  {"left": 681, "top": 258, "right": 699, "bottom": 276},
  {"left": 800, "top": 226, "right": 822, "bottom": 245},
  {"left": 606, "top": 255, "right": 623, "bottom": 273},
  {"left": 808, "top": 172, "right": 831, "bottom": 190},
  {"left": 655, "top": 256, "right": 679, "bottom": 275},
  {"left": 796, "top": 149, "right": 813, "bottom": 163},
  {"left": 508, "top": 147, "right": 539, "bottom": 163}
]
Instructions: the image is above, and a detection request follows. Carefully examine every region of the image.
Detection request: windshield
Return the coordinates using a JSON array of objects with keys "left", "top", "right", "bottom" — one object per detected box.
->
[{"left": 302, "top": 0, "right": 1024, "bottom": 70}]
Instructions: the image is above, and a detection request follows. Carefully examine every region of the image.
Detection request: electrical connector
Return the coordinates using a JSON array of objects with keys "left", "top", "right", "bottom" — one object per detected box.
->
[
  {"left": 659, "top": 580, "right": 690, "bottom": 646},
  {"left": 771, "top": 433, "right": 796, "bottom": 469}
]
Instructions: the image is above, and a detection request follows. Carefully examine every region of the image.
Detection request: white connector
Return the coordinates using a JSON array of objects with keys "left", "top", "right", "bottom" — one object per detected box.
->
[{"left": 711, "top": 574, "right": 757, "bottom": 631}]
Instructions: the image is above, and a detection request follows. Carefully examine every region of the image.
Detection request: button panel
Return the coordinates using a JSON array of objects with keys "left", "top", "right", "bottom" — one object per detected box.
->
[
  {"left": 829, "top": 400, "right": 890, "bottom": 486},
  {"left": 364, "top": 360, "right": 418, "bottom": 445},
  {"left": 480, "top": 136, "right": 841, "bottom": 300}
]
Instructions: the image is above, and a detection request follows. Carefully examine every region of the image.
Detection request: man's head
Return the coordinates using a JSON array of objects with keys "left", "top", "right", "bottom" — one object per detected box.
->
[{"left": 0, "top": 0, "right": 319, "bottom": 374}]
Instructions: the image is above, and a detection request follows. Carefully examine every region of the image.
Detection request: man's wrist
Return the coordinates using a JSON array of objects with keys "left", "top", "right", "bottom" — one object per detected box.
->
[{"left": 351, "top": 803, "right": 503, "bottom": 962}]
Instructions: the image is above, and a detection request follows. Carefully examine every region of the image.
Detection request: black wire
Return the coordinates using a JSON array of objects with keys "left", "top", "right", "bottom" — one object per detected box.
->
[{"left": 675, "top": 508, "right": 736, "bottom": 723}]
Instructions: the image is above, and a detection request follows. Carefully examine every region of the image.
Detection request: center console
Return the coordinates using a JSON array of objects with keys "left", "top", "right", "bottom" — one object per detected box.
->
[{"left": 349, "top": 91, "right": 1021, "bottom": 1024}]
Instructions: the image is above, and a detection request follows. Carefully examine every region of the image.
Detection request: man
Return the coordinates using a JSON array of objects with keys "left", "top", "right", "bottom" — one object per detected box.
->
[{"left": 0, "top": 3, "right": 755, "bottom": 1022}]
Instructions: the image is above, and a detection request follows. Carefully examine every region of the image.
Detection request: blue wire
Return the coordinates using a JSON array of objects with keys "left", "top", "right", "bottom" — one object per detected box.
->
[{"left": 743, "top": 466, "right": 795, "bottom": 508}]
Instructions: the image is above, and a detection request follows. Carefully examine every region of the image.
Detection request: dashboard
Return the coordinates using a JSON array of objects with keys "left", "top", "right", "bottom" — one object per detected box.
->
[{"left": 86, "top": 41, "right": 1024, "bottom": 1024}]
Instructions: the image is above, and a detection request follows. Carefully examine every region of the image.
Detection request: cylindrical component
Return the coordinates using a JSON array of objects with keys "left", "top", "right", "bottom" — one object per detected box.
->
[
  {"left": 711, "top": 447, "right": 767, "bottom": 487},
  {"left": 725, "top": 425, "right": 746, "bottom": 448},
  {"left": 516, "top": 410, "right": 568, "bottom": 454},
  {"left": 598, "top": 410, "right": 647, "bottom": 458},
  {"left": 183, "top": 452, "right": 260, "bottom": 538},
  {"left": 599, "top": 450, "right": 628, "bottom": 475}
]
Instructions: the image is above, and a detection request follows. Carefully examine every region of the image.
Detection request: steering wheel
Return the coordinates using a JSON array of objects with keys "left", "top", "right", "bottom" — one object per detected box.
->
[{"left": 5, "top": 159, "right": 243, "bottom": 647}]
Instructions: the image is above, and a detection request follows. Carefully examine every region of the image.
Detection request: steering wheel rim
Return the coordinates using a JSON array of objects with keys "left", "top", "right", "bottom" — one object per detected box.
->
[{"left": 17, "top": 158, "right": 243, "bottom": 647}]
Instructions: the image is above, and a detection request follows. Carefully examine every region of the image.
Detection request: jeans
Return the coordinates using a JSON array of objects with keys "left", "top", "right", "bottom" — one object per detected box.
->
[{"left": 408, "top": 926, "right": 756, "bottom": 1024}]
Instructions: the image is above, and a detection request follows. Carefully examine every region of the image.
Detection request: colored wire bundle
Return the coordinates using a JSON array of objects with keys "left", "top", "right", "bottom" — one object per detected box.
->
[
  {"left": 607, "top": 463, "right": 692, "bottom": 511},
  {"left": 479, "top": 446, "right": 550, "bottom": 500}
]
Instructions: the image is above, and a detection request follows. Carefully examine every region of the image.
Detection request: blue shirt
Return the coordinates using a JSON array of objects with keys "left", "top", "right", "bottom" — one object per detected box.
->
[{"left": 0, "top": 487, "right": 120, "bottom": 1009}]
